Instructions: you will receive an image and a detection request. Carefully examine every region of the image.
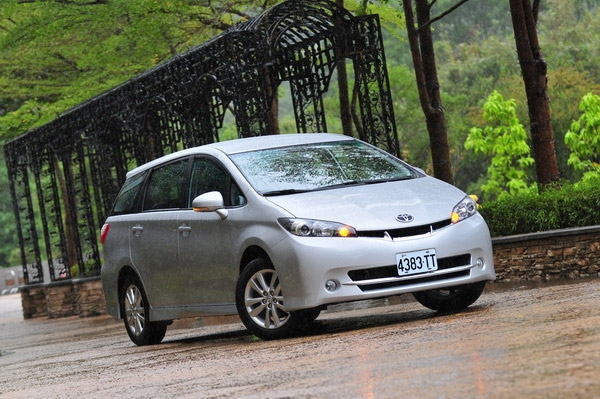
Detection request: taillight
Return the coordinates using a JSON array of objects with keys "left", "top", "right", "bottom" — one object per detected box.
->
[{"left": 100, "top": 224, "right": 110, "bottom": 245}]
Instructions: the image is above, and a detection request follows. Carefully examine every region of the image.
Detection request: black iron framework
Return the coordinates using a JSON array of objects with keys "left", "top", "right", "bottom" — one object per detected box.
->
[{"left": 4, "top": 0, "right": 398, "bottom": 284}]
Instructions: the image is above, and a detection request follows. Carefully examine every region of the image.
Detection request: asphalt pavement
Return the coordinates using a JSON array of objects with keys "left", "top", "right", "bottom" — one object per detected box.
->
[{"left": 1, "top": 279, "right": 599, "bottom": 398}]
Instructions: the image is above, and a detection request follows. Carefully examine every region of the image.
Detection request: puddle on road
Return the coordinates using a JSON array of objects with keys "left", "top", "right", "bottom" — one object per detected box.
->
[{"left": 486, "top": 276, "right": 599, "bottom": 292}]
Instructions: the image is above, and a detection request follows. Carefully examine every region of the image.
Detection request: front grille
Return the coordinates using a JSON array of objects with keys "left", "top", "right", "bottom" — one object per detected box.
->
[
  {"left": 347, "top": 253, "right": 471, "bottom": 292},
  {"left": 357, "top": 219, "right": 452, "bottom": 239}
]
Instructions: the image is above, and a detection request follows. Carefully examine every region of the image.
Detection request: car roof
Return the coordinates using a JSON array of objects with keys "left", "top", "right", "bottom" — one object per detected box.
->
[
  {"left": 126, "top": 133, "right": 354, "bottom": 178},
  {"left": 206, "top": 132, "right": 352, "bottom": 154}
]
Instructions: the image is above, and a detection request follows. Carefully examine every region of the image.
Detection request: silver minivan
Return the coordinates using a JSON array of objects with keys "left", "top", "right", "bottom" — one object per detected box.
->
[{"left": 101, "top": 133, "right": 496, "bottom": 345}]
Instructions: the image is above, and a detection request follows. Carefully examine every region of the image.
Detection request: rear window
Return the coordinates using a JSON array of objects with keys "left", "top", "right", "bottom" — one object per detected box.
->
[{"left": 111, "top": 171, "right": 146, "bottom": 215}]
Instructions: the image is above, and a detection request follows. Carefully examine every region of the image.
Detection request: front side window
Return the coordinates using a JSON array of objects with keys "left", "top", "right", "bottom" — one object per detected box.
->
[
  {"left": 143, "top": 159, "right": 189, "bottom": 211},
  {"left": 189, "top": 157, "right": 246, "bottom": 207},
  {"left": 230, "top": 140, "right": 417, "bottom": 195}
]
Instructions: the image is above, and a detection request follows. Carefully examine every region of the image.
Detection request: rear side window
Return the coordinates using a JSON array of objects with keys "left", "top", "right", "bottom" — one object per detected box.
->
[
  {"left": 143, "top": 159, "right": 189, "bottom": 211},
  {"left": 111, "top": 171, "right": 146, "bottom": 215}
]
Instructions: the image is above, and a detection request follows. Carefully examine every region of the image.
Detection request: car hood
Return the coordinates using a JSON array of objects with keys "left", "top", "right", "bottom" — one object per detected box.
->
[{"left": 265, "top": 176, "right": 466, "bottom": 230}]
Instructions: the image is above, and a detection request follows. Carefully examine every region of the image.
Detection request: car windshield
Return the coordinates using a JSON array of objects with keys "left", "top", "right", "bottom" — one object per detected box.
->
[{"left": 230, "top": 140, "right": 417, "bottom": 195}]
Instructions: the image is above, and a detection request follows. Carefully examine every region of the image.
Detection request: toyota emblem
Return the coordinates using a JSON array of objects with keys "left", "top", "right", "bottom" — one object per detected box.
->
[{"left": 396, "top": 214, "right": 414, "bottom": 223}]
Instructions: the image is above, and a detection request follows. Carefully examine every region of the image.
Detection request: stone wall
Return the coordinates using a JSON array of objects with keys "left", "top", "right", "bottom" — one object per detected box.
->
[
  {"left": 20, "top": 277, "right": 106, "bottom": 319},
  {"left": 16, "top": 226, "right": 600, "bottom": 320},
  {"left": 19, "top": 286, "right": 48, "bottom": 319},
  {"left": 492, "top": 225, "right": 600, "bottom": 282}
]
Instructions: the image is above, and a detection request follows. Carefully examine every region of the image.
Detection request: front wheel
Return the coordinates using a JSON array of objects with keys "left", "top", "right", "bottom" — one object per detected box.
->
[
  {"left": 236, "top": 258, "right": 300, "bottom": 340},
  {"left": 121, "top": 275, "right": 168, "bottom": 346},
  {"left": 412, "top": 281, "right": 488, "bottom": 312}
]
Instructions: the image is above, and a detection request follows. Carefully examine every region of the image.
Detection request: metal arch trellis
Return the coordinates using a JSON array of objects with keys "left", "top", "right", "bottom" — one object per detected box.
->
[{"left": 3, "top": 0, "right": 399, "bottom": 284}]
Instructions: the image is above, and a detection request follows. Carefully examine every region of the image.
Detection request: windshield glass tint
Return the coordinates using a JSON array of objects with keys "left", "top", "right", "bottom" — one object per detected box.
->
[{"left": 230, "top": 140, "right": 415, "bottom": 194}]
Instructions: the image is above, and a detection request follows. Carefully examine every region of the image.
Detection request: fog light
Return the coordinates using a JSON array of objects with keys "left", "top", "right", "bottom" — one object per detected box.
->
[
  {"left": 325, "top": 280, "right": 338, "bottom": 292},
  {"left": 475, "top": 257, "right": 485, "bottom": 269}
]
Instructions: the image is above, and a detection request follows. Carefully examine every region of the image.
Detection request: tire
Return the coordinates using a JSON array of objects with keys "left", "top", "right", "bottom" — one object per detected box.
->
[
  {"left": 121, "top": 275, "right": 168, "bottom": 346},
  {"left": 297, "top": 307, "right": 321, "bottom": 324},
  {"left": 412, "top": 281, "right": 488, "bottom": 312},
  {"left": 235, "top": 258, "right": 300, "bottom": 340}
]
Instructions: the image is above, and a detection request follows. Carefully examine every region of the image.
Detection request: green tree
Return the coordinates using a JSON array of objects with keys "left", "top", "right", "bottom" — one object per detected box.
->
[
  {"left": 564, "top": 93, "right": 600, "bottom": 181},
  {"left": 0, "top": 0, "right": 279, "bottom": 140},
  {"left": 0, "top": 0, "right": 281, "bottom": 267},
  {"left": 434, "top": 0, "right": 600, "bottom": 188},
  {"left": 401, "top": 0, "right": 464, "bottom": 185},
  {"left": 465, "top": 91, "right": 535, "bottom": 201},
  {"left": 432, "top": 0, "right": 513, "bottom": 43},
  {"left": 0, "top": 150, "right": 19, "bottom": 267},
  {"left": 509, "top": 0, "right": 560, "bottom": 187}
]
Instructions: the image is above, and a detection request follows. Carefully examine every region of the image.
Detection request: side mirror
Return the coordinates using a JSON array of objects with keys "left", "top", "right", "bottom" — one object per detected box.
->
[{"left": 192, "top": 191, "right": 228, "bottom": 220}]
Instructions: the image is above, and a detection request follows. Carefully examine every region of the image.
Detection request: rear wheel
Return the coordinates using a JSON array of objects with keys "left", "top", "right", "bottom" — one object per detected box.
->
[
  {"left": 121, "top": 275, "right": 168, "bottom": 346},
  {"left": 236, "top": 258, "right": 300, "bottom": 340},
  {"left": 412, "top": 281, "right": 487, "bottom": 312}
]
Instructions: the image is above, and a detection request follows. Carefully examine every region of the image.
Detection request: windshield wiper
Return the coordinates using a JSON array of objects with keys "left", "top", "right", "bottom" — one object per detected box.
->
[
  {"left": 262, "top": 188, "right": 313, "bottom": 197},
  {"left": 313, "top": 180, "right": 366, "bottom": 191},
  {"left": 369, "top": 175, "right": 415, "bottom": 183},
  {"left": 316, "top": 177, "right": 414, "bottom": 191}
]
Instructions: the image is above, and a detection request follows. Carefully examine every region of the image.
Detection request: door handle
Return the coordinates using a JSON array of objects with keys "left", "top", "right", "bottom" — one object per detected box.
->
[
  {"left": 179, "top": 224, "right": 192, "bottom": 237},
  {"left": 131, "top": 225, "right": 143, "bottom": 237}
]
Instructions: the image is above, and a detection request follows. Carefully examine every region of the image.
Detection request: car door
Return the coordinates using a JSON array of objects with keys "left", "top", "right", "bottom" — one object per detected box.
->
[
  {"left": 129, "top": 158, "right": 190, "bottom": 308},
  {"left": 176, "top": 156, "right": 246, "bottom": 306}
]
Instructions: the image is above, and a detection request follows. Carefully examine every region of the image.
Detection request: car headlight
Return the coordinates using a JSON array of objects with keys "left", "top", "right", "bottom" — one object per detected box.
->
[
  {"left": 278, "top": 218, "right": 357, "bottom": 237},
  {"left": 451, "top": 195, "right": 478, "bottom": 224}
]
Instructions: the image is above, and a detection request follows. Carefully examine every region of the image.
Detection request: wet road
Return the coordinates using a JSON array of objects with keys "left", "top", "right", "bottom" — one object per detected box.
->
[{"left": 1, "top": 279, "right": 599, "bottom": 398}]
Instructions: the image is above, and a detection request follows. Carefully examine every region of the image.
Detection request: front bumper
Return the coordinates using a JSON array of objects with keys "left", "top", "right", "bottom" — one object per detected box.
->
[{"left": 271, "top": 214, "right": 496, "bottom": 310}]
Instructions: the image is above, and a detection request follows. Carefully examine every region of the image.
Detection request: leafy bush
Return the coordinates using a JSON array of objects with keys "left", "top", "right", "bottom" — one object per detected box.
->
[
  {"left": 479, "top": 178, "right": 600, "bottom": 237},
  {"left": 564, "top": 92, "right": 600, "bottom": 181},
  {"left": 465, "top": 90, "right": 535, "bottom": 202}
]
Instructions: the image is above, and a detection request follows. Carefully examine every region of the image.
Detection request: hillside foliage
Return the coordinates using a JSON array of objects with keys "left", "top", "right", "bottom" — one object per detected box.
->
[{"left": 1, "top": 0, "right": 600, "bottom": 265}]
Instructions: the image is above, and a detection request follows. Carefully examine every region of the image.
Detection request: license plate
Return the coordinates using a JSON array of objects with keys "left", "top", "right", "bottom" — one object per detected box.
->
[{"left": 396, "top": 249, "right": 438, "bottom": 276}]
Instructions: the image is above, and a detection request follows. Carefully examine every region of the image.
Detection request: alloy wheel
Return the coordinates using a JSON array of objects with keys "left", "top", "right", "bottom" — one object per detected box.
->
[
  {"left": 244, "top": 268, "right": 290, "bottom": 329},
  {"left": 124, "top": 284, "right": 145, "bottom": 336}
]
